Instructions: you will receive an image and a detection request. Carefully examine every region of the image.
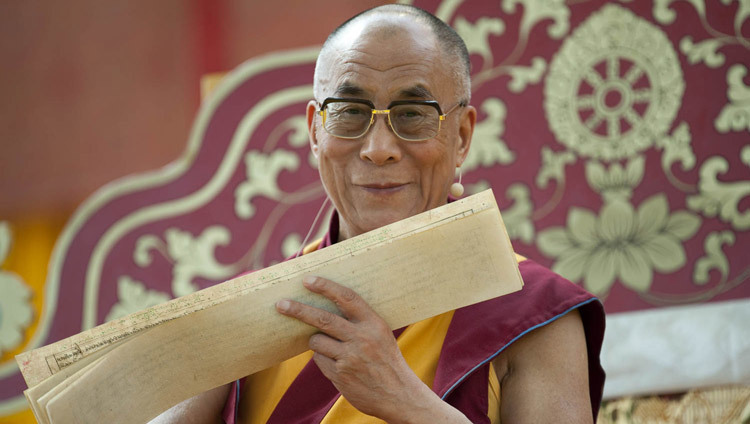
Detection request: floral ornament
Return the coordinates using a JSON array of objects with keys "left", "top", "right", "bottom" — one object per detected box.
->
[
  {"left": 725, "top": 0, "right": 750, "bottom": 35},
  {"left": 693, "top": 231, "right": 734, "bottom": 285},
  {"left": 105, "top": 276, "right": 170, "bottom": 322},
  {"left": 537, "top": 194, "right": 700, "bottom": 294},
  {"left": 453, "top": 15, "right": 504, "bottom": 67},
  {"left": 680, "top": 36, "right": 726, "bottom": 68},
  {"left": 463, "top": 98, "right": 515, "bottom": 172},
  {"left": 652, "top": 0, "right": 707, "bottom": 25},
  {"left": 265, "top": 115, "right": 319, "bottom": 169},
  {"left": 715, "top": 65, "right": 750, "bottom": 134},
  {"left": 655, "top": 121, "right": 696, "bottom": 174},
  {"left": 135, "top": 225, "right": 237, "bottom": 297},
  {"left": 281, "top": 115, "right": 309, "bottom": 148},
  {"left": 506, "top": 57, "right": 547, "bottom": 93},
  {"left": 0, "top": 222, "right": 33, "bottom": 354},
  {"left": 545, "top": 4, "right": 684, "bottom": 161},
  {"left": 536, "top": 146, "right": 575, "bottom": 189},
  {"left": 687, "top": 156, "right": 750, "bottom": 231},
  {"left": 584, "top": 156, "right": 645, "bottom": 202},
  {"left": 235, "top": 150, "right": 300, "bottom": 219},
  {"left": 499, "top": 183, "right": 535, "bottom": 244},
  {"left": 503, "top": 0, "right": 571, "bottom": 40}
]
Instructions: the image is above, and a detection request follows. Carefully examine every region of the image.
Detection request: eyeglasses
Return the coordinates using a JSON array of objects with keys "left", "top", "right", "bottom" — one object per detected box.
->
[{"left": 317, "top": 97, "right": 466, "bottom": 142}]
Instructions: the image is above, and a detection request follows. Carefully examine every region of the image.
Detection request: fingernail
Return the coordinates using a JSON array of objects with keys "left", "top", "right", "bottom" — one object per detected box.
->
[
  {"left": 277, "top": 300, "right": 290, "bottom": 311},
  {"left": 302, "top": 276, "right": 317, "bottom": 286}
]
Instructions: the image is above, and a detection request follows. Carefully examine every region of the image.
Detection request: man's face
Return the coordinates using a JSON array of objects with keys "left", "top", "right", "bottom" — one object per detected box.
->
[{"left": 307, "top": 16, "right": 475, "bottom": 241}]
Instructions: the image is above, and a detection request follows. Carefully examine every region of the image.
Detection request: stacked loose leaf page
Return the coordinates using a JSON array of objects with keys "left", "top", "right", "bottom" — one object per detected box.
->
[{"left": 17, "top": 189, "right": 524, "bottom": 424}]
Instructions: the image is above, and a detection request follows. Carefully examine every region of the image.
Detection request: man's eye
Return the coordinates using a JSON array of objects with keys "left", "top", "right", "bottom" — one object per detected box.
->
[
  {"left": 396, "top": 109, "right": 425, "bottom": 119},
  {"left": 330, "top": 105, "right": 368, "bottom": 118}
]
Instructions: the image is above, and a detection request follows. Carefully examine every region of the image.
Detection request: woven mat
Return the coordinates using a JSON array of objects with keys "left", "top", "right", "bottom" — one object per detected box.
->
[{"left": 597, "top": 386, "right": 750, "bottom": 423}]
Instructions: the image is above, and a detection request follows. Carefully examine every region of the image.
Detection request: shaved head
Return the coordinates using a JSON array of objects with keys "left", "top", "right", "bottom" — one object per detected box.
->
[{"left": 314, "top": 4, "right": 471, "bottom": 102}]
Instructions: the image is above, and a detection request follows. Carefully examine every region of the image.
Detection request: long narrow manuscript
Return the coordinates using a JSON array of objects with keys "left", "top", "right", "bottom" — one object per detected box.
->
[{"left": 17, "top": 189, "right": 524, "bottom": 424}]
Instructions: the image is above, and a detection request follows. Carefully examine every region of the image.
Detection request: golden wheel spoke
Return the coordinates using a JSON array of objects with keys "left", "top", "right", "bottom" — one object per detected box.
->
[
  {"left": 584, "top": 69, "right": 605, "bottom": 88},
  {"left": 632, "top": 88, "right": 652, "bottom": 103},
  {"left": 585, "top": 111, "right": 604, "bottom": 130},
  {"left": 576, "top": 95, "right": 595, "bottom": 110},
  {"left": 624, "top": 108, "right": 642, "bottom": 127},
  {"left": 624, "top": 64, "right": 644, "bottom": 85},
  {"left": 607, "top": 56, "right": 619, "bottom": 80},
  {"left": 607, "top": 116, "right": 620, "bottom": 138}
]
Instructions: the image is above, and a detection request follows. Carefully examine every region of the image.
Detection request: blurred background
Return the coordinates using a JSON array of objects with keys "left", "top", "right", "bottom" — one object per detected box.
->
[{"left": 1, "top": 0, "right": 748, "bottom": 422}]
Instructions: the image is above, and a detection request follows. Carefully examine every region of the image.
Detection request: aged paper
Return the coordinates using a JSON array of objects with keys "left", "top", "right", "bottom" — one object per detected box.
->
[{"left": 19, "top": 190, "right": 524, "bottom": 424}]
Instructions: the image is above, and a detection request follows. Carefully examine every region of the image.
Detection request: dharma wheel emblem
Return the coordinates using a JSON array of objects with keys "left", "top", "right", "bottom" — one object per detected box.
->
[{"left": 544, "top": 4, "right": 685, "bottom": 161}]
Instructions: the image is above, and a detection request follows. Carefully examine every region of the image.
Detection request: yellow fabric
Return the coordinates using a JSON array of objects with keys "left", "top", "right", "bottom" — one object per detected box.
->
[
  {"left": 320, "top": 310, "right": 455, "bottom": 423},
  {"left": 238, "top": 236, "right": 514, "bottom": 423},
  {"left": 238, "top": 350, "right": 314, "bottom": 423},
  {"left": 488, "top": 362, "right": 501, "bottom": 424},
  {"left": 301, "top": 237, "right": 324, "bottom": 255}
]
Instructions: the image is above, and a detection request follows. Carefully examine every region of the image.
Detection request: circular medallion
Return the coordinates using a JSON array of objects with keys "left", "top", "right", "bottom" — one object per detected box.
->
[{"left": 544, "top": 5, "right": 685, "bottom": 161}]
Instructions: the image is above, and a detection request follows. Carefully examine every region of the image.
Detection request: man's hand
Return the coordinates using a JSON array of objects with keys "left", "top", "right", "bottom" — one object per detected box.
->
[{"left": 275, "top": 276, "right": 469, "bottom": 424}]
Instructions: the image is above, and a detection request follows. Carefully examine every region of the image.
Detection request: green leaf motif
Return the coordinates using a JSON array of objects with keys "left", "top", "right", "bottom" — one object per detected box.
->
[
  {"left": 665, "top": 211, "right": 702, "bottom": 240},
  {"left": 537, "top": 195, "right": 700, "bottom": 294},
  {"left": 723, "top": 0, "right": 750, "bottom": 38},
  {"left": 164, "top": 225, "right": 235, "bottom": 297},
  {"left": 499, "top": 183, "right": 535, "bottom": 244},
  {"left": 463, "top": 98, "right": 515, "bottom": 172},
  {"left": 537, "top": 227, "right": 572, "bottom": 257},
  {"left": 536, "top": 146, "right": 575, "bottom": 189},
  {"left": 453, "top": 16, "right": 504, "bottom": 66},
  {"left": 0, "top": 268, "right": 33, "bottom": 353},
  {"left": 285, "top": 116, "right": 309, "bottom": 147},
  {"left": 679, "top": 36, "right": 725, "bottom": 68},
  {"left": 687, "top": 156, "right": 750, "bottom": 230},
  {"left": 502, "top": 0, "right": 570, "bottom": 39},
  {"left": 693, "top": 231, "right": 735, "bottom": 285},
  {"left": 715, "top": 65, "right": 750, "bottom": 134},
  {"left": 656, "top": 121, "right": 696, "bottom": 172},
  {"left": 235, "top": 150, "right": 300, "bottom": 219},
  {"left": 466, "top": 180, "right": 492, "bottom": 195},
  {"left": 585, "top": 156, "right": 645, "bottom": 203},
  {"left": 653, "top": 0, "right": 706, "bottom": 25},
  {"left": 742, "top": 145, "right": 750, "bottom": 167},
  {"left": 105, "top": 276, "right": 170, "bottom": 322},
  {"left": 507, "top": 57, "right": 547, "bottom": 93}
]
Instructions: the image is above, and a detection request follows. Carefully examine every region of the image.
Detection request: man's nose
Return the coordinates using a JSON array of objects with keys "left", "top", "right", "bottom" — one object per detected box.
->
[{"left": 359, "top": 116, "right": 402, "bottom": 165}]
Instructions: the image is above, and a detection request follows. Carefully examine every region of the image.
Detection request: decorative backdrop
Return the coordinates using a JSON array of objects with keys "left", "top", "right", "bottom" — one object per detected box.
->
[{"left": 1, "top": 0, "right": 748, "bottom": 421}]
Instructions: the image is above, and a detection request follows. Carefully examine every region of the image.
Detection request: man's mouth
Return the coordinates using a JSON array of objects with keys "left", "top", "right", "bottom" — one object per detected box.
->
[{"left": 358, "top": 182, "right": 407, "bottom": 192}]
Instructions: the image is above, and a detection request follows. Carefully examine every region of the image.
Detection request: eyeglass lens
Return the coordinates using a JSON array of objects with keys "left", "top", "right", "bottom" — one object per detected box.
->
[{"left": 324, "top": 102, "right": 440, "bottom": 141}]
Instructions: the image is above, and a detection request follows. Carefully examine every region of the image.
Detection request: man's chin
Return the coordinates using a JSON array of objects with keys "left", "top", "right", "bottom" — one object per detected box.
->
[{"left": 348, "top": 210, "right": 414, "bottom": 237}]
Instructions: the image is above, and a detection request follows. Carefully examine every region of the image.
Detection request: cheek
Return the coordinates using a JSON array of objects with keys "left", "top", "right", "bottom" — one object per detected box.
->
[
  {"left": 410, "top": 144, "right": 455, "bottom": 185},
  {"left": 317, "top": 140, "right": 356, "bottom": 190}
]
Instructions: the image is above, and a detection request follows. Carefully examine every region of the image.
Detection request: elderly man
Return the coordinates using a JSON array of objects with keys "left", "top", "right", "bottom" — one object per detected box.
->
[{"left": 153, "top": 4, "right": 604, "bottom": 423}]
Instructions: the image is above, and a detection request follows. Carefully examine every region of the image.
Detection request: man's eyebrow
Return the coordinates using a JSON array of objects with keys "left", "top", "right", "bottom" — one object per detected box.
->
[
  {"left": 397, "top": 85, "right": 434, "bottom": 99},
  {"left": 334, "top": 82, "right": 366, "bottom": 97}
]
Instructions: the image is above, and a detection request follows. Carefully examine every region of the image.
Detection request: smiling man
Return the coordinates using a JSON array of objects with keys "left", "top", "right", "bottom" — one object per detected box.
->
[{"left": 150, "top": 5, "right": 605, "bottom": 424}]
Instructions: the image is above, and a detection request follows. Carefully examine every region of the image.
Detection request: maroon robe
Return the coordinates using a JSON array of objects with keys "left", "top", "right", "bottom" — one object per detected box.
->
[{"left": 223, "top": 211, "right": 605, "bottom": 423}]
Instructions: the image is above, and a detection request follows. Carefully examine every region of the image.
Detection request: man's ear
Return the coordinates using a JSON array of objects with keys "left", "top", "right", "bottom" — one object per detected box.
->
[
  {"left": 456, "top": 105, "right": 476, "bottom": 166},
  {"left": 307, "top": 100, "right": 320, "bottom": 158}
]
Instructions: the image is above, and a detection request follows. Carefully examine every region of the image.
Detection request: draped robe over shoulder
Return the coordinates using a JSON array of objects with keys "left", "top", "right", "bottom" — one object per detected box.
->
[{"left": 222, "top": 211, "right": 606, "bottom": 423}]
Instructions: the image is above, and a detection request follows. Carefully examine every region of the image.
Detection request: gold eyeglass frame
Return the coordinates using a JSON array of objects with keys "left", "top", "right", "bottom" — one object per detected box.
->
[{"left": 317, "top": 97, "right": 466, "bottom": 142}]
